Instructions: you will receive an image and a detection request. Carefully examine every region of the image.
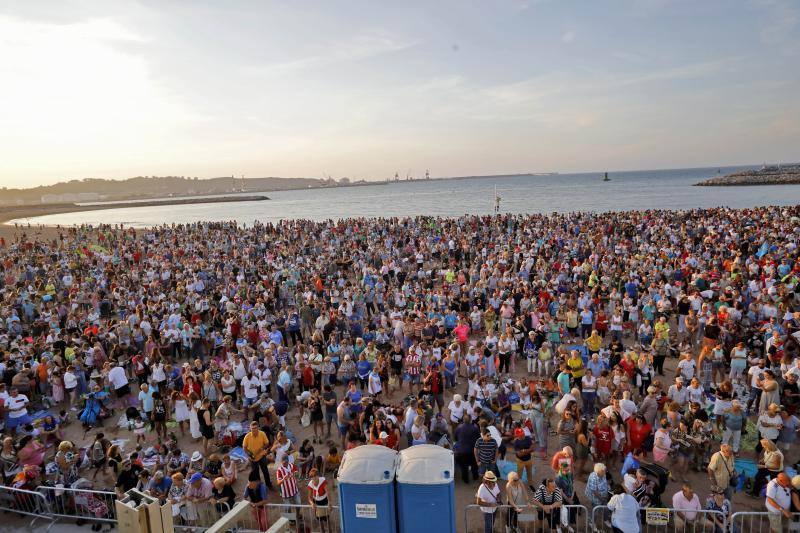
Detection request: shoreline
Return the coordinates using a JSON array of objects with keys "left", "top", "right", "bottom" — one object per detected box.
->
[{"left": 0, "top": 195, "right": 269, "bottom": 227}]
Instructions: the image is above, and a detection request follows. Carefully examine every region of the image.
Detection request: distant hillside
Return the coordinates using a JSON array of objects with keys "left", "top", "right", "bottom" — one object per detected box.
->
[
  {"left": 695, "top": 164, "right": 800, "bottom": 186},
  {"left": 0, "top": 175, "right": 355, "bottom": 205}
]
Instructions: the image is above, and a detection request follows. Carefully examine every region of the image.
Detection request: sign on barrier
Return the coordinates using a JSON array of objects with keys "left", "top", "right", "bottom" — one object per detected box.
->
[{"left": 644, "top": 507, "right": 669, "bottom": 526}]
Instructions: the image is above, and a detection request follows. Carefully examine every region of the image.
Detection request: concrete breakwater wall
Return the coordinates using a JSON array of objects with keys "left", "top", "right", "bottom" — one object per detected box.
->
[{"left": 696, "top": 164, "right": 800, "bottom": 186}]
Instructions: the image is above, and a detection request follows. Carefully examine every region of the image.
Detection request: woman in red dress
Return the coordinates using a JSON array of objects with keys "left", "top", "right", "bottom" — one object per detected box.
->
[{"left": 625, "top": 413, "right": 652, "bottom": 455}]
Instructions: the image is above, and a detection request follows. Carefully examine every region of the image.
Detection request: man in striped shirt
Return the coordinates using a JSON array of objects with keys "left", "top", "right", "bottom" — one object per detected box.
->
[
  {"left": 275, "top": 455, "right": 301, "bottom": 507},
  {"left": 405, "top": 349, "right": 422, "bottom": 393},
  {"left": 473, "top": 428, "right": 499, "bottom": 478},
  {"left": 533, "top": 478, "right": 563, "bottom": 530}
]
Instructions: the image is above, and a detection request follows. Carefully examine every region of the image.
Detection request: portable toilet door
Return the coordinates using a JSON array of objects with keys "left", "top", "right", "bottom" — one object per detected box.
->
[
  {"left": 395, "top": 444, "right": 455, "bottom": 533},
  {"left": 337, "top": 444, "right": 399, "bottom": 533}
]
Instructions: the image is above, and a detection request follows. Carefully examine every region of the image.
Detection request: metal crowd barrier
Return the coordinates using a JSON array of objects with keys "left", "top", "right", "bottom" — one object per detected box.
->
[
  {"left": 174, "top": 501, "right": 232, "bottom": 532},
  {"left": 206, "top": 501, "right": 340, "bottom": 533},
  {"left": 37, "top": 485, "right": 117, "bottom": 526},
  {"left": 265, "top": 503, "right": 341, "bottom": 532},
  {"left": 591, "top": 505, "right": 726, "bottom": 533},
  {"left": 0, "top": 485, "right": 55, "bottom": 531},
  {"left": 730, "top": 511, "right": 800, "bottom": 533},
  {"left": 463, "top": 503, "right": 588, "bottom": 533}
]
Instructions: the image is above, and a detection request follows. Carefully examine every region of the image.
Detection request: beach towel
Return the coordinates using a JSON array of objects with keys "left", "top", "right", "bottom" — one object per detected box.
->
[{"left": 497, "top": 459, "right": 528, "bottom": 482}]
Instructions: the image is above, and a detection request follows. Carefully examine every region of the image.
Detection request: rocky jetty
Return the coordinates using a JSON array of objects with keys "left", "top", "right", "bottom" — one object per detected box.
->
[{"left": 695, "top": 164, "right": 800, "bottom": 186}]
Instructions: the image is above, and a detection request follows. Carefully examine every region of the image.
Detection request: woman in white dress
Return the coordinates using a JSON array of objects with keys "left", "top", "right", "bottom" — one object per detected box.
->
[
  {"left": 172, "top": 390, "right": 191, "bottom": 436},
  {"left": 188, "top": 392, "right": 202, "bottom": 440}
]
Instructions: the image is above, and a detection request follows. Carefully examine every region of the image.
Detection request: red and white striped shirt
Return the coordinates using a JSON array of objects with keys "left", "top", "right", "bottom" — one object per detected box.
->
[
  {"left": 405, "top": 353, "right": 421, "bottom": 375},
  {"left": 307, "top": 477, "right": 328, "bottom": 502},
  {"left": 276, "top": 463, "right": 299, "bottom": 498}
]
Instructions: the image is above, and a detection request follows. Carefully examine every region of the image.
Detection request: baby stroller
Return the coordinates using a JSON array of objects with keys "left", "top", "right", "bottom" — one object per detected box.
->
[
  {"left": 639, "top": 463, "right": 669, "bottom": 507},
  {"left": 42, "top": 478, "right": 112, "bottom": 531}
]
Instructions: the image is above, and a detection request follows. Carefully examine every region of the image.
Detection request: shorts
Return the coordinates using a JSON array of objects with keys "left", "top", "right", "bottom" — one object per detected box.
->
[
  {"left": 6, "top": 414, "right": 31, "bottom": 430},
  {"left": 404, "top": 373, "right": 420, "bottom": 384},
  {"left": 325, "top": 411, "right": 336, "bottom": 424},
  {"left": 338, "top": 424, "right": 349, "bottom": 436},
  {"left": 243, "top": 396, "right": 257, "bottom": 407},
  {"left": 115, "top": 384, "right": 131, "bottom": 398}
]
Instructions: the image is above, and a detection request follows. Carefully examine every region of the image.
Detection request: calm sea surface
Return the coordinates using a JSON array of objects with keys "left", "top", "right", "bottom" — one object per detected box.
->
[{"left": 12, "top": 166, "right": 800, "bottom": 227}]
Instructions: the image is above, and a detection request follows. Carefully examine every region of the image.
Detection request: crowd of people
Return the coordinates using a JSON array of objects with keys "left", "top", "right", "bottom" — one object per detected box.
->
[{"left": 0, "top": 205, "right": 799, "bottom": 532}]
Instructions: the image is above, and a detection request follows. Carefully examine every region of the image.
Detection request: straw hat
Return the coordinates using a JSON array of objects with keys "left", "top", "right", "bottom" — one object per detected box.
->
[{"left": 483, "top": 471, "right": 497, "bottom": 482}]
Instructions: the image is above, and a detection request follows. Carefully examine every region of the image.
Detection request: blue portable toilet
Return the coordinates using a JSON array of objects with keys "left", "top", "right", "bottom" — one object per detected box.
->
[
  {"left": 338, "top": 444, "right": 399, "bottom": 533},
  {"left": 395, "top": 445, "right": 455, "bottom": 533}
]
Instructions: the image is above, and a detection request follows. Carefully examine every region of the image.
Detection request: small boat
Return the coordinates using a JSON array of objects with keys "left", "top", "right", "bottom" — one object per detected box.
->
[{"left": 603, "top": 172, "right": 611, "bottom": 182}]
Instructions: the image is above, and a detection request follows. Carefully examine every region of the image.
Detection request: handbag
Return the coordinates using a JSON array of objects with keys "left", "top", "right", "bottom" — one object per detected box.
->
[{"left": 722, "top": 455, "right": 738, "bottom": 488}]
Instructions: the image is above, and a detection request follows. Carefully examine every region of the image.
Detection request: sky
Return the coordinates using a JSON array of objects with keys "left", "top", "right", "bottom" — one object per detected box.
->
[{"left": 0, "top": 0, "right": 798, "bottom": 187}]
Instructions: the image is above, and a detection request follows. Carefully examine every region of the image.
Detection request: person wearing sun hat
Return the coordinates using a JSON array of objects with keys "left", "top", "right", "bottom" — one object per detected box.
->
[
  {"left": 476, "top": 470, "right": 501, "bottom": 533},
  {"left": 704, "top": 485, "right": 732, "bottom": 533}
]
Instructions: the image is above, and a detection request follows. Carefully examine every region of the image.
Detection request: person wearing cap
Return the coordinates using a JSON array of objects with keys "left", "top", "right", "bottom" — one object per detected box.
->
[
  {"left": 667, "top": 377, "right": 689, "bottom": 410},
  {"left": 512, "top": 426, "right": 535, "bottom": 487},
  {"left": 766, "top": 473, "right": 794, "bottom": 532},
  {"left": 476, "top": 470, "right": 501, "bottom": 533},
  {"left": 185, "top": 472, "right": 213, "bottom": 526}
]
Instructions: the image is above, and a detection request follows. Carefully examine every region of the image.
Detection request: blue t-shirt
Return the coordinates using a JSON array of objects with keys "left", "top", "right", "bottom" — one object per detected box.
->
[
  {"left": 620, "top": 452, "right": 640, "bottom": 479},
  {"left": 557, "top": 372, "right": 571, "bottom": 395},
  {"left": 356, "top": 360, "right": 372, "bottom": 379},
  {"left": 138, "top": 388, "right": 155, "bottom": 412}
]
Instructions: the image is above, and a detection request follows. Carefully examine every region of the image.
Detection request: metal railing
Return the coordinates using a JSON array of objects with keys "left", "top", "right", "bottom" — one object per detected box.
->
[
  {"left": 730, "top": 511, "right": 800, "bottom": 533},
  {"left": 206, "top": 501, "right": 341, "bottom": 533},
  {"left": 591, "top": 505, "right": 726, "bottom": 533},
  {"left": 0, "top": 485, "right": 55, "bottom": 531},
  {"left": 37, "top": 485, "right": 117, "bottom": 525},
  {"left": 265, "top": 503, "right": 341, "bottom": 532},
  {"left": 463, "top": 503, "right": 588, "bottom": 533},
  {"left": 174, "top": 501, "right": 232, "bottom": 532}
]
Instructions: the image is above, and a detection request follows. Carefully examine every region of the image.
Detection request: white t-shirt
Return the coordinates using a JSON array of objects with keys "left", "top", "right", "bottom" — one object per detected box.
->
[
  {"left": 6, "top": 394, "right": 29, "bottom": 418},
  {"left": 242, "top": 376, "right": 260, "bottom": 399},
  {"left": 108, "top": 366, "right": 129, "bottom": 390},
  {"left": 749, "top": 366, "right": 766, "bottom": 389},
  {"left": 476, "top": 482, "right": 501, "bottom": 514},
  {"left": 448, "top": 401, "right": 466, "bottom": 423},
  {"left": 63, "top": 371, "right": 78, "bottom": 389},
  {"left": 608, "top": 493, "right": 641, "bottom": 533},
  {"left": 766, "top": 479, "right": 792, "bottom": 513}
]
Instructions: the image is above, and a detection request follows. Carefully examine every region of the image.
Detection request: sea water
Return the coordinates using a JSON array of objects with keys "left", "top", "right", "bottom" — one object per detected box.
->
[{"left": 11, "top": 165, "right": 800, "bottom": 227}]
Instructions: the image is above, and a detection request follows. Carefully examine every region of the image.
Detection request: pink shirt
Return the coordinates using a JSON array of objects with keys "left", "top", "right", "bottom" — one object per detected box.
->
[{"left": 672, "top": 491, "right": 701, "bottom": 520}]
